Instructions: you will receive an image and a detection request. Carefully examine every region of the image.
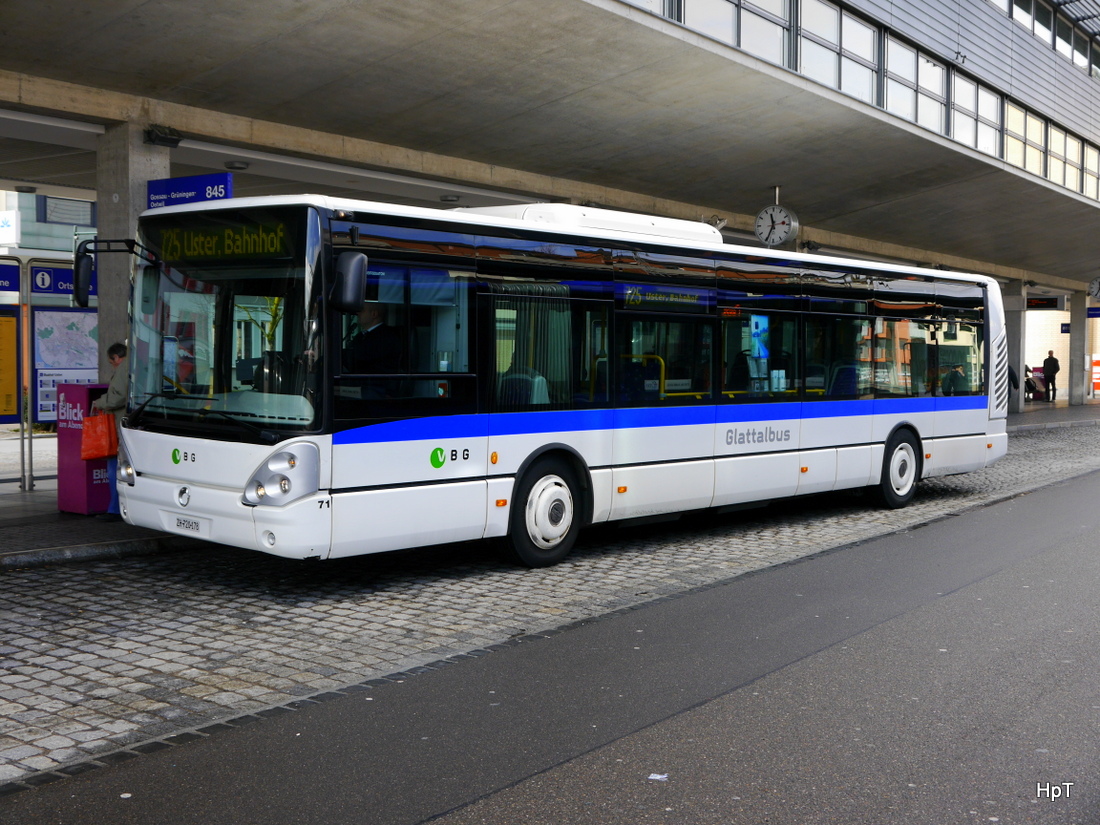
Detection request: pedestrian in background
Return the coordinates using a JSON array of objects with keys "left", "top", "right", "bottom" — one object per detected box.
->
[
  {"left": 941, "top": 364, "right": 967, "bottom": 396},
  {"left": 92, "top": 342, "right": 127, "bottom": 521},
  {"left": 1043, "top": 350, "right": 1060, "bottom": 402}
]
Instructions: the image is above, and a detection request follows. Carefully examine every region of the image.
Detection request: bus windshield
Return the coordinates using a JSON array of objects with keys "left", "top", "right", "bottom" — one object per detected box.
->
[{"left": 131, "top": 206, "right": 322, "bottom": 440}]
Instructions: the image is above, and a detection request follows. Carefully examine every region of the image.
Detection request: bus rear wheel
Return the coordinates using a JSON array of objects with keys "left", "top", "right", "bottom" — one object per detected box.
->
[
  {"left": 875, "top": 430, "right": 920, "bottom": 508},
  {"left": 507, "top": 458, "right": 580, "bottom": 567}
]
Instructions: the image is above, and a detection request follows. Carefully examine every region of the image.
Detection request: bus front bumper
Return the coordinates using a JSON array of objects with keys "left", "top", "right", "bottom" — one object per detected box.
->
[{"left": 120, "top": 475, "right": 332, "bottom": 560}]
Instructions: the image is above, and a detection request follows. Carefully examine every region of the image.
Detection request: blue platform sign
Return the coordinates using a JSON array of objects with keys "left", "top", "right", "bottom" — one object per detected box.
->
[
  {"left": 147, "top": 173, "right": 233, "bottom": 210},
  {"left": 0, "top": 263, "right": 17, "bottom": 293}
]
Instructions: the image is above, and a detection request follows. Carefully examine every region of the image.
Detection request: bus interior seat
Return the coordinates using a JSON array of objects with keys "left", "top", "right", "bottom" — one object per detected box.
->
[
  {"left": 499, "top": 373, "right": 533, "bottom": 405},
  {"left": 805, "top": 363, "right": 826, "bottom": 390},
  {"left": 827, "top": 363, "right": 858, "bottom": 396},
  {"left": 727, "top": 350, "right": 752, "bottom": 392},
  {"left": 529, "top": 374, "right": 550, "bottom": 404},
  {"left": 619, "top": 359, "right": 657, "bottom": 402}
]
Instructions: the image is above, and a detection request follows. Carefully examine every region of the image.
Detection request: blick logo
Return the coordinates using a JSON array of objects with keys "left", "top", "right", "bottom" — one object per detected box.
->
[
  {"left": 430, "top": 448, "right": 446, "bottom": 469},
  {"left": 172, "top": 449, "right": 182, "bottom": 464}
]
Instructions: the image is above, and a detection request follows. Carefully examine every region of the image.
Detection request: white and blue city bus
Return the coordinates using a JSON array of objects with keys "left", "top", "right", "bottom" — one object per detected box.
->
[{"left": 76, "top": 197, "right": 1009, "bottom": 567}]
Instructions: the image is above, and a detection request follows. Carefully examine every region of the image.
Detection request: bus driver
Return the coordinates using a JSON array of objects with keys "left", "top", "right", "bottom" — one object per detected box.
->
[{"left": 346, "top": 302, "right": 404, "bottom": 374}]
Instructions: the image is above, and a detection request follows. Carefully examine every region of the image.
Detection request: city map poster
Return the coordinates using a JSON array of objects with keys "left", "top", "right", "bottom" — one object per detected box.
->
[
  {"left": 33, "top": 308, "right": 99, "bottom": 423},
  {"left": 0, "top": 313, "right": 16, "bottom": 423}
]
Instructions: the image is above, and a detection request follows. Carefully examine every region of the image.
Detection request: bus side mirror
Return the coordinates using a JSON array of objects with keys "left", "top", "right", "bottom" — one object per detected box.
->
[
  {"left": 331, "top": 251, "right": 368, "bottom": 313},
  {"left": 74, "top": 241, "right": 94, "bottom": 308}
]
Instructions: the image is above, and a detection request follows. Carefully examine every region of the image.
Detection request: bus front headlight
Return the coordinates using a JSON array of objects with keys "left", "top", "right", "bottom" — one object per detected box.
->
[
  {"left": 117, "top": 437, "right": 136, "bottom": 486},
  {"left": 242, "top": 443, "right": 320, "bottom": 507}
]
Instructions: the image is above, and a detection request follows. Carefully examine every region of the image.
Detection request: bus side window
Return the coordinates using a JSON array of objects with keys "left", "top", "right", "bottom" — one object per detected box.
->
[
  {"left": 617, "top": 317, "right": 713, "bottom": 405},
  {"left": 935, "top": 319, "right": 983, "bottom": 396},
  {"left": 334, "top": 267, "right": 475, "bottom": 413},
  {"left": 341, "top": 267, "right": 407, "bottom": 375},
  {"left": 804, "top": 314, "right": 871, "bottom": 400},
  {"left": 410, "top": 268, "right": 470, "bottom": 379},
  {"left": 490, "top": 287, "right": 571, "bottom": 410},
  {"left": 874, "top": 318, "right": 935, "bottom": 398},
  {"left": 721, "top": 311, "right": 798, "bottom": 401}
]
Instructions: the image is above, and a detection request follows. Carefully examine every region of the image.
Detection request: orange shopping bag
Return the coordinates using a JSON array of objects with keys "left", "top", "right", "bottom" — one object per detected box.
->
[{"left": 81, "top": 409, "right": 118, "bottom": 460}]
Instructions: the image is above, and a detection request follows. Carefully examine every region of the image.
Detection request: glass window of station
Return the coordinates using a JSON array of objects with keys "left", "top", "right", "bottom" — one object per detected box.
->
[{"left": 624, "top": 0, "right": 1100, "bottom": 205}]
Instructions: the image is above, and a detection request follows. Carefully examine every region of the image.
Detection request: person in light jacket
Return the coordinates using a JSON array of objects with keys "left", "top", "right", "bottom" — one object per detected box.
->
[{"left": 91, "top": 342, "right": 127, "bottom": 521}]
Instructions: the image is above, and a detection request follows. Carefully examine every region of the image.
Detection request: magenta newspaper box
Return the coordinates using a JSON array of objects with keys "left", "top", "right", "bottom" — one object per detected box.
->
[{"left": 57, "top": 383, "right": 111, "bottom": 514}]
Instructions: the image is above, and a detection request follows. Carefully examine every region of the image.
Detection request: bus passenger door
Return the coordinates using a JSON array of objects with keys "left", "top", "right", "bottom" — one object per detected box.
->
[
  {"left": 800, "top": 313, "right": 874, "bottom": 493},
  {"left": 611, "top": 315, "right": 715, "bottom": 519},
  {"left": 329, "top": 264, "right": 488, "bottom": 558},
  {"left": 714, "top": 309, "right": 802, "bottom": 505},
  {"left": 484, "top": 288, "right": 617, "bottom": 532}
]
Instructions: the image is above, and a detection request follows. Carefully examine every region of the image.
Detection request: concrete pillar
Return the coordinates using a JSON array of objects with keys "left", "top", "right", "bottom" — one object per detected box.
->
[
  {"left": 1002, "top": 280, "right": 1026, "bottom": 412},
  {"left": 95, "top": 122, "right": 170, "bottom": 380},
  {"left": 1069, "top": 290, "right": 1087, "bottom": 405}
]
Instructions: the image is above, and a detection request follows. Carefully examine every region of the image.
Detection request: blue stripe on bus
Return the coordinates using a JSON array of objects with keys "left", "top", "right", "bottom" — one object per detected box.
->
[
  {"left": 717, "top": 396, "right": 987, "bottom": 423},
  {"left": 333, "top": 396, "right": 989, "bottom": 445},
  {"left": 874, "top": 395, "right": 987, "bottom": 415},
  {"left": 934, "top": 395, "right": 989, "bottom": 412},
  {"left": 490, "top": 408, "right": 615, "bottom": 436},
  {"left": 717, "top": 402, "right": 800, "bottom": 424},
  {"left": 334, "top": 413, "right": 489, "bottom": 444},
  {"left": 614, "top": 406, "right": 716, "bottom": 429}
]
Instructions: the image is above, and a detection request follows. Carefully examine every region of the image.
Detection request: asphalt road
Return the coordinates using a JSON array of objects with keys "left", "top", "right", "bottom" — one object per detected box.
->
[{"left": 4, "top": 469, "right": 1099, "bottom": 825}]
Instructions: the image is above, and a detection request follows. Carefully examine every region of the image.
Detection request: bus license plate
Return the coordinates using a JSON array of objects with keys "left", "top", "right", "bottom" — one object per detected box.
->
[
  {"left": 175, "top": 515, "right": 202, "bottom": 533},
  {"left": 161, "top": 510, "right": 210, "bottom": 537}
]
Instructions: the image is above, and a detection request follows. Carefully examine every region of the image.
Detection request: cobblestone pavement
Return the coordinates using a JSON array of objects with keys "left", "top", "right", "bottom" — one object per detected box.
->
[{"left": 1, "top": 424, "right": 1098, "bottom": 791}]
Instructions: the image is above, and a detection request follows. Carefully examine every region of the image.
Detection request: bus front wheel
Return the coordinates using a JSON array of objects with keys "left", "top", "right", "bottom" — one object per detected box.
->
[
  {"left": 875, "top": 430, "right": 920, "bottom": 508},
  {"left": 507, "top": 458, "right": 580, "bottom": 567}
]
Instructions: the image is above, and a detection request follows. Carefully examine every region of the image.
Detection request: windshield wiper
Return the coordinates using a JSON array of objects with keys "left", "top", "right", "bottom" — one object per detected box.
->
[
  {"left": 198, "top": 409, "right": 278, "bottom": 443},
  {"left": 128, "top": 393, "right": 280, "bottom": 443},
  {"left": 127, "top": 392, "right": 215, "bottom": 427}
]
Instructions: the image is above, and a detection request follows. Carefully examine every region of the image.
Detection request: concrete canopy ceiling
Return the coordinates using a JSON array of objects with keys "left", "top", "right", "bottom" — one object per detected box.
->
[{"left": 0, "top": 0, "right": 1097, "bottom": 284}]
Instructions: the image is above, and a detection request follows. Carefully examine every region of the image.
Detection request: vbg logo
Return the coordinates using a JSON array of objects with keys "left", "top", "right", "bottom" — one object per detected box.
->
[
  {"left": 172, "top": 449, "right": 196, "bottom": 465},
  {"left": 430, "top": 447, "right": 471, "bottom": 469}
]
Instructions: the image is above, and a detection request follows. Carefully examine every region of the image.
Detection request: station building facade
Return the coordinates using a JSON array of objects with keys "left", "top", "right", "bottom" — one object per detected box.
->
[{"left": 635, "top": 0, "right": 1100, "bottom": 210}]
